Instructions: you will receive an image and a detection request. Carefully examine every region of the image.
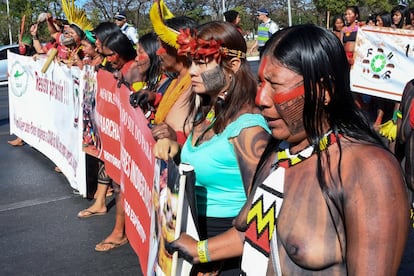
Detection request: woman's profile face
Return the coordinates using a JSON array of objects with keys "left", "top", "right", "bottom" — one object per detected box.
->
[
  {"left": 376, "top": 16, "right": 384, "bottom": 27},
  {"left": 255, "top": 56, "right": 306, "bottom": 143},
  {"left": 135, "top": 44, "right": 151, "bottom": 75},
  {"left": 189, "top": 57, "right": 227, "bottom": 96}
]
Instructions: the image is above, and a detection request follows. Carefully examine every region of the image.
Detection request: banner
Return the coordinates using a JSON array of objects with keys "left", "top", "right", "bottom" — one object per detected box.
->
[
  {"left": 351, "top": 26, "right": 414, "bottom": 101},
  {"left": 8, "top": 53, "right": 86, "bottom": 195},
  {"left": 94, "top": 70, "right": 121, "bottom": 184},
  {"left": 8, "top": 53, "right": 197, "bottom": 276},
  {"left": 118, "top": 83, "right": 157, "bottom": 274}
]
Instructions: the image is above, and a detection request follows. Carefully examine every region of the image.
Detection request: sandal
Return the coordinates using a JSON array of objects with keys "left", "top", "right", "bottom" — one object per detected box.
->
[{"left": 95, "top": 238, "right": 128, "bottom": 252}]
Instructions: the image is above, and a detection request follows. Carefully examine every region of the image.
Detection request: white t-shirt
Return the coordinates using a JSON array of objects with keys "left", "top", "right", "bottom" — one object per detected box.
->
[{"left": 121, "top": 23, "right": 139, "bottom": 45}]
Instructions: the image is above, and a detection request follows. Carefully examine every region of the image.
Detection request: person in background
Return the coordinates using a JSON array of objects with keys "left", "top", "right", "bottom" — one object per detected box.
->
[
  {"left": 369, "top": 11, "right": 395, "bottom": 134},
  {"left": 248, "top": 7, "right": 279, "bottom": 56},
  {"left": 129, "top": 32, "right": 172, "bottom": 120},
  {"left": 77, "top": 23, "right": 121, "bottom": 219},
  {"left": 331, "top": 15, "right": 344, "bottom": 41},
  {"left": 366, "top": 13, "right": 377, "bottom": 25},
  {"left": 391, "top": 4, "right": 411, "bottom": 29},
  {"left": 44, "top": 13, "right": 87, "bottom": 64},
  {"left": 342, "top": 5, "right": 360, "bottom": 66},
  {"left": 165, "top": 24, "right": 409, "bottom": 276},
  {"left": 93, "top": 21, "right": 120, "bottom": 72},
  {"left": 113, "top": 10, "right": 139, "bottom": 47},
  {"left": 223, "top": 10, "right": 243, "bottom": 34},
  {"left": 376, "top": 11, "right": 393, "bottom": 27},
  {"left": 72, "top": 30, "right": 102, "bottom": 69},
  {"left": 408, "top": 7, "right": 414, "bottom": 29}
]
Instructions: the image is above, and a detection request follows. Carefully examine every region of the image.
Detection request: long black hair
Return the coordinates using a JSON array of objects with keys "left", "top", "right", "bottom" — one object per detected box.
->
[
  {"left": 263, "top": 24, "right": 384, "bottom": 148},
  {"left": 260, "top": 24, "right": 386, "bottom": 260},
  {"left": 138, "top": 32, "right": 162, "bottom": 91},
  {"left": 377, "top": 11, "right": 392, "bottom": 27},
  {"left": 262, "top": 23, "right": 386, "bottom": 218},
  {"left": 184, "top": 21, "right": 257, "bottom": 134},
  {"left": 93, "top": 21, "right": 120, "bottom": 43},
  {"left": 103, "top": 31, "right": 136, "bottom": 62},
  {"left": 391, "top": 4, "right": 410, "bottom": 28}
]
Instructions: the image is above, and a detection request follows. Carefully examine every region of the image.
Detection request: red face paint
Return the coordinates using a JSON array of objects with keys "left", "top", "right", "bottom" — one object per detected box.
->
[
  {"left": 272, "top": 83, "right": 305, "bottom": 104},
  {"left": 156, "top": 46, "right": 167, "bottom": 55},
  {"left": 19, "top": 45, "right": 26, "bottom": 55},
  {"left": 136, "top": 53, "right": 149, "bottom": 62},
  {"left": 255, "top": 56, "right": 268, "bottom": 106}
]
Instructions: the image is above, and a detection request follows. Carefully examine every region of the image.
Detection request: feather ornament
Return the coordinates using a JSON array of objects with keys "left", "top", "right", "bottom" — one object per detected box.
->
[
  {"left": 61, "top": 0, "right": 93, "bottom": 31},
  {"left": 150, "top": 0, "right": 179, "bottom": 49}
]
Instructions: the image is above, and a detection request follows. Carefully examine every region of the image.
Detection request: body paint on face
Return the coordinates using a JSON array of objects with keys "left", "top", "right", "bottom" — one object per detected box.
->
[
  {"left": 200, "top": 65, "right": 226, "bottom": 93},
  {"left": 275, "top": 83, "right": 305, "bottom": 135},
  {"left": 276, "top": 94, "right": 305, "bottom": 135},
  {"left": 256, "top": 55, "right": 305, "bottom": 135},
  {"left": 156, "top": 47, "right": 167, "bottom": 55},
  {"left": 255, "top": 56, "right": 268, "bottom": 105}
]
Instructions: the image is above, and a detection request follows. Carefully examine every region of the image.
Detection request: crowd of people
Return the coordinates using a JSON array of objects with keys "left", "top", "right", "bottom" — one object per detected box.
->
[{"left": 7, "top": 0, "right": 414, "bottom": 274}]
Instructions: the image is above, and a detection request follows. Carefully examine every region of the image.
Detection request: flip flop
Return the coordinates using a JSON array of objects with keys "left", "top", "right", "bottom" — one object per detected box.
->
[
  {"left": 7, "top": 139, "right": 25, "bottom": 146},
  {"left": 95, "top": 239, "right": 129, "bottom": 252},
  {"left": 77, "top": 209, "right": 107, "bottom": 218}
]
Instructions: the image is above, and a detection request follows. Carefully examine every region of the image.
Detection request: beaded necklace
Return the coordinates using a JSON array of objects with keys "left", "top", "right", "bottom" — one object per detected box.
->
[
  {"left": 194, "top": 108, "right": 216, "bottom": 146},
  {"left": 242, "top": 130, "right": 341, "bottom": 275},
  {"left": 273, "top": 131, "right": 341, "bottom": 169},
  {"left": 343, "top": 24, "right": 358, "bottom": 37}
]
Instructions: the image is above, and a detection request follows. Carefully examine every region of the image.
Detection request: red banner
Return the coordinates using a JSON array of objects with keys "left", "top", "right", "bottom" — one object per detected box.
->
[
  {"left": 119, "top": 84, "right": 156, "bottom": 274},
  {"left": 94, "top": 70, "right": 121, "bottom": 184}
]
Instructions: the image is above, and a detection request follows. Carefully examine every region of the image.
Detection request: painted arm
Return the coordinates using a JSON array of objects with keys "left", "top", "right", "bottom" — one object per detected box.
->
[{"left": 231, "top": 125, "right": 270, "bottom": 194}]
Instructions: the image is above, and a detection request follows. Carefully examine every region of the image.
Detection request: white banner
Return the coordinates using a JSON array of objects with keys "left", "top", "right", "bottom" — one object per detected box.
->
[
  {"left": 351, "top": 26, "right": 414, "bottom": 101},
  {"left": 8, "top": 52, "right": 86, "bottom": 195}
]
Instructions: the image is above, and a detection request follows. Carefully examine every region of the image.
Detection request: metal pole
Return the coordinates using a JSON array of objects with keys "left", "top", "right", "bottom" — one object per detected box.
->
[
  {"left": 6, "top": 0, "right": 12, "bottom": 44},
  {"left": 287, "top": 0, "right": 292, "bottom": 26},
  {"left": 222, "top": 0, "right": 226, "bottom": 21}
]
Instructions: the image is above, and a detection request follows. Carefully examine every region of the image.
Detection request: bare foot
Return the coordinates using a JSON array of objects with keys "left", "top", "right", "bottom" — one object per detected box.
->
[
  {"left": 77, "top": 202, "right": 107, "bottom": 218},
  {"left": 77, "top": 208, "right": 107, "bottom": 218},
  {"left": 8, "top": 138, "right": 24, "bottom": 146}
]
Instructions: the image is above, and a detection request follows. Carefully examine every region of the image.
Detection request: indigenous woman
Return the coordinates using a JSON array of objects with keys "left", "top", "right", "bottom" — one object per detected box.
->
[
  {"left": 376, "top": 11, "right": 392, "bottom": 27},
  {"left": 154, "top": 21, "right": 271, "bottom": 275},
  {"left": 331, "top": 15, "right": 344, "bottom": 41},
  {"left": 76, "top": 30, "right": 102, "bottom": 69},
  {"left": 165, "top": 24, "right": 409, "bottom": 276},
  {"left": 391, "top": 4, "right": 410, "bottom": 29},
  {"left": 342, "top": 5, "right": 359, "bottom": 65}
]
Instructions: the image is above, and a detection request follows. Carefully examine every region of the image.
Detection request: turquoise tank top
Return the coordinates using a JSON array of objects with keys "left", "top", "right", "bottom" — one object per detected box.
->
[{"left": 181, "top": 113, "right": 269, "bottom": 218}]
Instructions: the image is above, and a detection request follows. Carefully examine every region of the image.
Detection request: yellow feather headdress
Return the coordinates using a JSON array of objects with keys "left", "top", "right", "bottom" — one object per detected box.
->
[
  {"left": 150, "top": 0, "right": 179, "bottom": 49},
  {"left": 61, "top": 0, "right": 93, "bottom": 31}
]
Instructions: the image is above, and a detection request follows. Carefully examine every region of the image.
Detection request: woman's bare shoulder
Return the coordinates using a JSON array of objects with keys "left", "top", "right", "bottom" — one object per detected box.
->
[{"left": 339, "top": 140, "right": 405, "bottom": 192}]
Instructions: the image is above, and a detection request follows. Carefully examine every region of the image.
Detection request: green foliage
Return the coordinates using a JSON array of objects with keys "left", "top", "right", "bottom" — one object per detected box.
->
[{"left": 0, "top": 0, "right": 409, "bottom": 45}]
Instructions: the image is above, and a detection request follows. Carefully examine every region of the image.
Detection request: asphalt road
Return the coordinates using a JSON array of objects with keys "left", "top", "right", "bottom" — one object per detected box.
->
[{"left": 0, "top": 84, "right": 143, "bottom": 275}]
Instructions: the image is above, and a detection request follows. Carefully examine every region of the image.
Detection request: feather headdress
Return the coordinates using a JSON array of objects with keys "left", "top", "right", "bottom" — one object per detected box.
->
[
  {"left": 61, "top": 0, "right": 93, "bottom": 31},
  {"left": 150, "top": 0, "right": 179, "bottom": 49}
]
